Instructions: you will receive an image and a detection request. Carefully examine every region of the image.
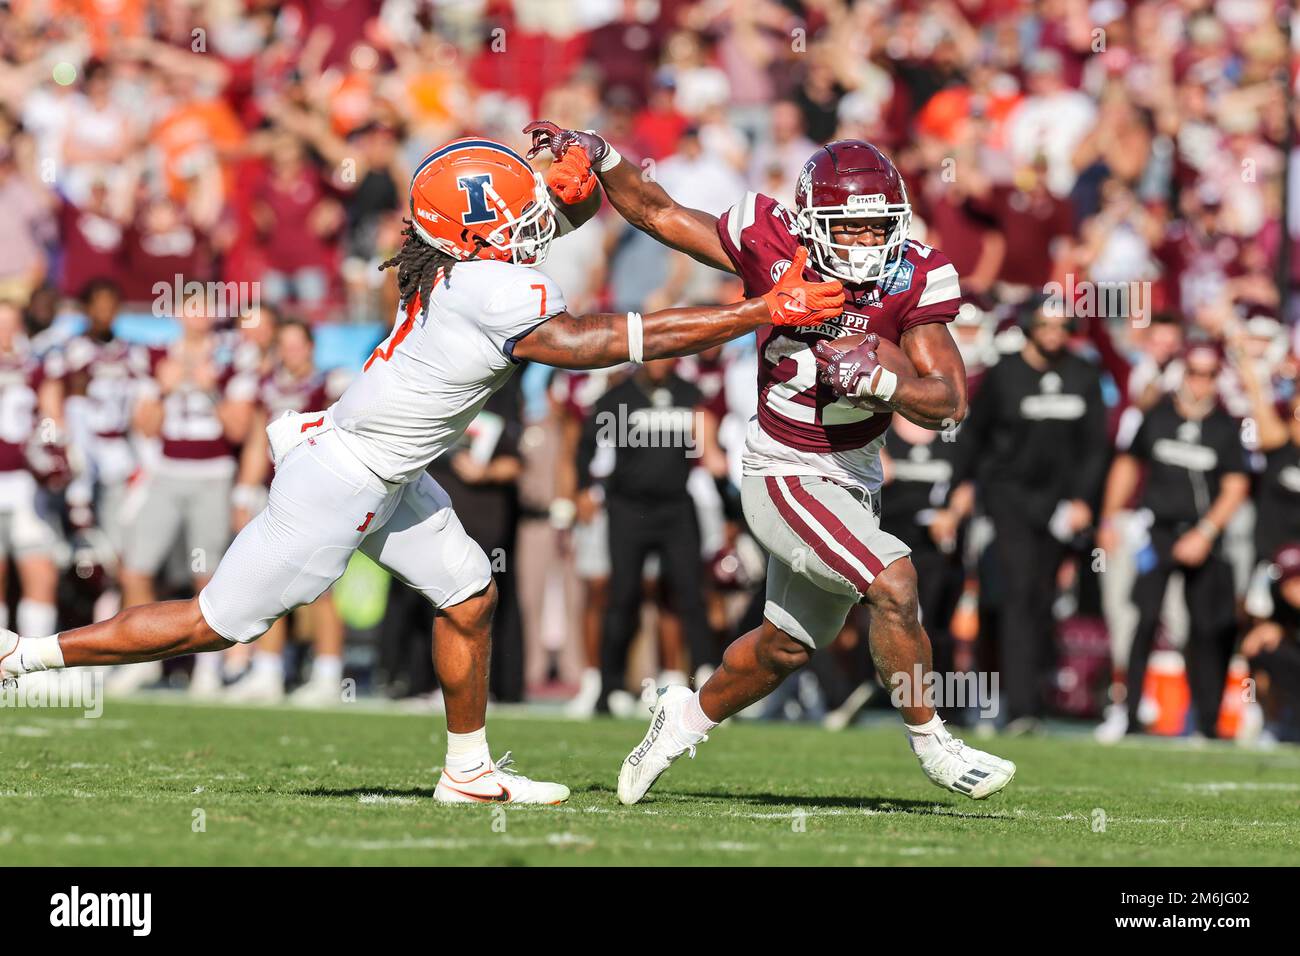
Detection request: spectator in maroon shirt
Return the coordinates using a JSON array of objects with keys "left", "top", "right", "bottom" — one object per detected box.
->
[
  {"left": 581, "top": 0, "right": 668, "bottom": 108},
  {"left": 250, "top": 132, "right": 343, "bottom": 313},
  {"left": 966, "top": 158, "right": 1073, "bottom": 290},
  {"left": 287, "top": 0, "right": 382, "bottom": 71},
  {"left": 633, "top": 75, "right": 689, "bottom": 162},
  {"left": 57, "top": 179, "right": 128, "bottom": 299},
  {"left": 914, "top": 135, "right": 1006, "bottom": 296},
  {"left": 123, "top": 197, "right": 212, "bottom": 303}
]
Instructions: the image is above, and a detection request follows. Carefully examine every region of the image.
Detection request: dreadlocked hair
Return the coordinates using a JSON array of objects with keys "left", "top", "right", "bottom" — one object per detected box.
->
[{"left": 379, "top": 219, "right": 463, "bottom": 318}]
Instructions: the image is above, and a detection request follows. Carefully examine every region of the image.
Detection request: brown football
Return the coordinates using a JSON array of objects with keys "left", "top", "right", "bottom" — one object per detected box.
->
[{"left": 827, "top": 332, "right": 917, "bottom": 380}]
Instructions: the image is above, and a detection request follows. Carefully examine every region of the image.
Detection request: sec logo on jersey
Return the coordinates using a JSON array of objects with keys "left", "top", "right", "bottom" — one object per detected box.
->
[{"left": 770, "top": 259, "right": 792, "bottom": 283}]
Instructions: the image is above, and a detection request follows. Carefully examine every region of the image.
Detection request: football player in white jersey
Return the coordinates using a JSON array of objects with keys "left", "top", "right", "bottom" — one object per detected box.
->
[{"left": 0, "top": 137, "right": 844, "bottom": 805}]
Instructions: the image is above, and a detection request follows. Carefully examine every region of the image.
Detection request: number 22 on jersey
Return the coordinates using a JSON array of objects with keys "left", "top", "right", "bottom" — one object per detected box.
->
[{"left": 763, "top": 337, "right": 874, "bottom": 426}]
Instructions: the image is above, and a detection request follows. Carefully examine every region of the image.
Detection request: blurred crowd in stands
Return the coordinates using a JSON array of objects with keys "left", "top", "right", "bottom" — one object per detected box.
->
[{"left": 0, "top": 0, "right": 1298, "bottom": 742}]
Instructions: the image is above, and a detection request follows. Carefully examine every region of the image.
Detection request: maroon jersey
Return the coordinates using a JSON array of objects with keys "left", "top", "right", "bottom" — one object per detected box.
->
[
  {"left": 552, "top": 368, "right": 620, "bottom": 423},
  {"left": 57, "top": 333, "right": 151, "bottom": 483},
  {"left": 145, "top": 345, "right": 257, "bottom": 468},
  {"left": 0, "top": 348, "right": 48, "bottom": 473},
  {"left": 258, "top": 366, "right": 329, "bottom": 421},
  {"left": 59, "top": 335, "right": 150, "bottom": 438},
  {"left": 255, "top": 365, "right": 329, "bottom": 484},
  {"left": 677, "top": 352, "right": 729, "bottom": 422},
  {"left": 717, "top": 192, "right": 961, "bottom": 457}
]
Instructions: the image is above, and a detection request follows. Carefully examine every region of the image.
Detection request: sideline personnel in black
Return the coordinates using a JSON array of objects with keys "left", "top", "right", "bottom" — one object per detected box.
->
[
  {"left": 578, "top": 358, "right": 724, "bottom": 705},
  {"left": 952, "top": 303, "right": 1109, "bottom": 728},
  {"left": 1098, "top": 343, "right": 1249, "bottom": 738},
  {"left": 1241, "top": 543, "right": 1300, "bottom": 743}
]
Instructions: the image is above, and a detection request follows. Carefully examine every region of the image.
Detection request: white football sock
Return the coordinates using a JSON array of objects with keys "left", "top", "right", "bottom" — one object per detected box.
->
[
  {"left": 445, "top": 727, "right": 491, "bottom": 775},
  {"left": 310, "top": 654, "right": 342, "bottom": 685},
  {"left": 251, "top": 651, "right": 284, "bottom": 678},
  {"left": 17, "top": 600, "right": 57, "bottom": 639},
  {"left": 193, "top": 652, "right": 223, "bottom": 680},
  {"left": 0, "top": 602, "right": 9, "bottom": 630},
  {"left": 904, "top": 713, "right": 949, "bottom": 755},
  {"left": 677, "top": 691, "right": 718, "bottom": 743},
  {"left": 12, "top": 635, "right": 65, "bottom": 673}
]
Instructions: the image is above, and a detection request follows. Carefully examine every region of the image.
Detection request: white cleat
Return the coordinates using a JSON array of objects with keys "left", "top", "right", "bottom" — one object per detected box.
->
[
  {"left": 187, "top": 663, "right": 225, "bottom": 700},
  {"left": 565, "top": 667, "right": 602, "bottom": 718},
  {"left": 434, "top": 752, "right": 570, "bottom": 805},
  {"left": 225, "top": 666, "right": 286, "bottom": 704},
  {"left": 617, "top": 685, "right": 705, "bottom": 806},
  {"left": 914, "top": 732, "right": 1016, "bottom": 800},
  {"left": 1093, "top": 704, "right": 1129, "bottom": 744},
  {"left": 606, "top": 688, "right": 638, "bottom": 718},
  {"left": 288, "top": 675, "right": 343, "bottom": 707},
  {"left": 105, "top": 660, "right": 163, "bottom": 696},
  {"left": 0, "top": 628, "right": 18, "bottom": 686}
]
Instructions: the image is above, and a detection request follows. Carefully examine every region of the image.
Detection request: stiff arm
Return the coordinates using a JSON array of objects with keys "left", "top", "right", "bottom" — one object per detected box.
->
[
  {"left": 590, "top": 157, "right": 736, "bottom": 274},
  {"left": 512, "top": 299, "right": 768, "bottom": 370}
]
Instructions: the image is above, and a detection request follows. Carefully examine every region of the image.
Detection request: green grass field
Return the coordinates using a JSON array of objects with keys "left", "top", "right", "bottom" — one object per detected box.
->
[{"left": 4, "top": 696, "right": 1299, "bottom": 866}]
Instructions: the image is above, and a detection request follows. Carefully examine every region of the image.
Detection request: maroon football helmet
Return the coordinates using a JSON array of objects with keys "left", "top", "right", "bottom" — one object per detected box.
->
[{"left": 794, "top": 140, "right": 912, "bottom": 284}]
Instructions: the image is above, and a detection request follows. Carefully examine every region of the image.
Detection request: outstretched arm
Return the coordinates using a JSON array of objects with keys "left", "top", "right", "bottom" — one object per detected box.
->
[
  {"left": 513, "top": 246, "right": 842, "bottom": 369},
  {"left": 525, "top": 122, "right": 736, "bottom": 274},
  {"left": 512, "top": 300, "right": 769, "bottom": 369}
]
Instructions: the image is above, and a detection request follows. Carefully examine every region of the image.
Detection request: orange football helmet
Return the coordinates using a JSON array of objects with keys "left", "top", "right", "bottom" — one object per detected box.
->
[{"left": 408, "top": 137, "right": 557, "bottom": 265}]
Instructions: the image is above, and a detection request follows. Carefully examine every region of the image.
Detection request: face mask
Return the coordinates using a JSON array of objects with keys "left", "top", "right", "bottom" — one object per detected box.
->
[{"left": 846, "top": 245, "right": 886, "bottom": 279}]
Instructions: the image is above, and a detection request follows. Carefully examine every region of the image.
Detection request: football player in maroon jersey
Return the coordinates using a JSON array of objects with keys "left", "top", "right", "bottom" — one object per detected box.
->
[
  {"left": 527, "top": 122, "right": 1016, "bottom": 803},
  {"left": 0, "top": 302, "right": 64, "bottom": 647}
]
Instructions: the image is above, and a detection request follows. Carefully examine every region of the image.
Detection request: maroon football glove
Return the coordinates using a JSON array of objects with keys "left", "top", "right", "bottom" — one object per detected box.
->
[
  {"left": 523, "top": 121, "right": 611, "bottom": 168},
  {"left": 813, "top": 333, "right": 895, "bottom": 404}
]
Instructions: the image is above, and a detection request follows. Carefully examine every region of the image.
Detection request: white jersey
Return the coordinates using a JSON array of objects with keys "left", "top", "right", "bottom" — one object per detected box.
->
[{"left": 331, "top": 259, "right": 566, "bottom": 484}]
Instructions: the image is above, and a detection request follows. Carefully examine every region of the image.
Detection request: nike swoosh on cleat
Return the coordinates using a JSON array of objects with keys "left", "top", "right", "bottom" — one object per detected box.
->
[{"left": 442, "top": 784, "right": 512, "bottom": 802}]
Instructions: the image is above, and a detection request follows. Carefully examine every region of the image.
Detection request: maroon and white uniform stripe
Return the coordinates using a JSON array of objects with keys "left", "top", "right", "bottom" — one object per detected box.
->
[{"left": 764, "top": 475, "right": 884, "bottom": 594}]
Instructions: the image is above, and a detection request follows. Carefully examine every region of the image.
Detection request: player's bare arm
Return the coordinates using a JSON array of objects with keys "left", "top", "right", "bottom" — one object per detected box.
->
[
  {"left": 892, "top": 322, "right": 969, "bottom": 428},
  {"left": 513, "top": 301, "right": 764, "bottom": 369},
  {"left": 524, "top": 121, "right": 735, "bottom": 273},
  {"left": 513, "top": 245, "right": 842, "bottom": 369}
]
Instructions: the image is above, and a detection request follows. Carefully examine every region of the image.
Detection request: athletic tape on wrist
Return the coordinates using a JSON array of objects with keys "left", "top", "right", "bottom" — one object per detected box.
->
[
  {"left": 626, "top": 311, "right": 644, "bottom": 363},
  {"left": 596, "top": 144, "right": 622, "bottom": 173},
  {"left": 861, "top": 366, "right": 897, "bottom": 403}
]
